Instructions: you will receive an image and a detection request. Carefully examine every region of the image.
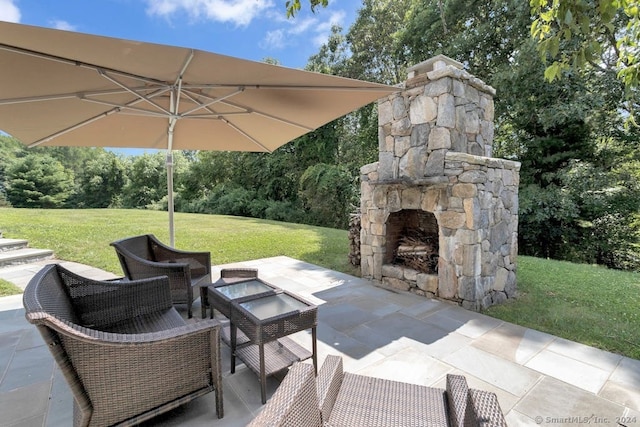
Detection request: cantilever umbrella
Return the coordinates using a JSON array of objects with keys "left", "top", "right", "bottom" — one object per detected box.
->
[{"left": 0, "top": 21, "right": 397, "bottom": 245}]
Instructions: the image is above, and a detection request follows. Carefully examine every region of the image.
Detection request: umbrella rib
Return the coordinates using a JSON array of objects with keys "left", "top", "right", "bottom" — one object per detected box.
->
[
  {"left": 0, "top": 43, "right": 168, "bottom": 87},
  {"left": 98, "top": 69, "right": 171, "bottom": 116},
  {"left": 221, "top": 118, "right": 272, "bottom": 152},
  {"left": 0, "top": 86, "right": 161, "bottom": 106},
  {"left": 177, "top": 88, "right": 313, "bottom": 131},
  {"left": 181, "top": 83, "right": 398, "bottom": 92},
  {"left": 81, "top": 97, "right": 170, "bottom": 118},
  {"left": 28, "top": 108, "right": 120, "bottom": 148},
  {"left": 216, "top": 98, "right": 315, "bottom": 131},
  {"left": 175, "top": 50, "right": 194, "bottom": 86},
  {"left": 28, "top": 86, "right": 170, "bottom": 146},
  {"left": 179, "top": 87, "right": 245, "bottom": 117},
  {"left": 250, "top": 110, "right": 315, "bottom": 131},
  {"left": 79, "top": 85, "right": 171, "bottom": 117}
]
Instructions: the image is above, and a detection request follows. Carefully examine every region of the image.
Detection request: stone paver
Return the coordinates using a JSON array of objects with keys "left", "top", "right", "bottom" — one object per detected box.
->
[{"left": 1, "top": 256, "right": 639, "bottom": 427}]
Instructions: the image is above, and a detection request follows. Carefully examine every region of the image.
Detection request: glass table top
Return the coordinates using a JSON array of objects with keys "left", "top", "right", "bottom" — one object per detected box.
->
[
  {"left": 216, "top": 280, "right": 274, "bottom": 300},
  {"left": 239, "top": 293, "right": 308, "bottom": 320}
]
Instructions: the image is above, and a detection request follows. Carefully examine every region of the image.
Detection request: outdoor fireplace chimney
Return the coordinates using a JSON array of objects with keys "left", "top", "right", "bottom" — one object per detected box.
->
[{"left": 359, "top": 55, "right": 520, "bottom": 310}]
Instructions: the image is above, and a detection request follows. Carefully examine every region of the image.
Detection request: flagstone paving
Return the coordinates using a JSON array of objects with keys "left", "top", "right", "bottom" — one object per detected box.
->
[{"left": 1, "top": 256, "right": 639, "bottom": 426}]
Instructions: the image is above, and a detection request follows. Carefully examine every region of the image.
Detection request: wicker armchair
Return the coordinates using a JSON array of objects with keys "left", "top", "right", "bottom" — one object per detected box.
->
[
  {"left": 23, "top": 263, "right": 223, "bottom": 427},
  {"left": 110, "top": 234, "right": 211, "bottom": 318},
  {"left": 247, "top": 355, "right": 508, "bottom": 427}
]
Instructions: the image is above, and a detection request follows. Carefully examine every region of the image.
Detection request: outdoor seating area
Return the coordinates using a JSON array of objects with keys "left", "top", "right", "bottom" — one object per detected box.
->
[
  {"left": 1, "top": 255, "right": 639, "bottom": 426},
  {"left": 19, "top": 254, "right": 508, "bottom": 426}
]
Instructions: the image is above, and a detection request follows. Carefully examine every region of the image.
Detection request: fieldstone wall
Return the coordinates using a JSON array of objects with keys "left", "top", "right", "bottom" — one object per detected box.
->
[{"left": 360, "top": 55, "right": 520, "bottom": 310}]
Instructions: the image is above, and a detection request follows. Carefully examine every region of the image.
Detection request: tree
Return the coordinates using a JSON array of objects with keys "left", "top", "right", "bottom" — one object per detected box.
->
[
  {"left": 345, "top": 0, "right": 413, "bottom": 85},
  {"left": 0, "top": 136, "right": 26, "bottom": 206},
  {"left": 285, "top": 0, "right": 329, "bottom": 17},
  {"left": 306, "top": 25, "right": 349, "bottom": 76},
  {"left": 6, "top": 153, "right": 74, "bottom": 208},
  {"left": 396, "top": 0, "right": 640, "bottom": 268},
  {"left": 299, "top": 163, "right": 356, "bottom": 228},
  {"left": 72, "top": 151, "right": 127, "bottom": 208},
  {"left": 400, "top": 0, "right": 532, "bottom": 83},
  {"left": 121, "top": 153, "right": 168, "bottom": 209},
  {"left": 36, "top": 146, "right": 104, "bottom": 176},
  {"left": 530, "top": 1, "right": 640, "bottom": 105}
]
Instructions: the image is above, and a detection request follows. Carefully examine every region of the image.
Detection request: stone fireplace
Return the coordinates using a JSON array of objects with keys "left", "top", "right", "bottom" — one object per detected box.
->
[{"left": 359, "top": 55, "right": 520, "bottom": 310}]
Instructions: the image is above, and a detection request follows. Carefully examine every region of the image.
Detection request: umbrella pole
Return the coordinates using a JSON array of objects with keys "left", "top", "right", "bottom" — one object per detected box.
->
[
  {"left": 166, "top": 82, "right": 181, "bottom": 248},
  {"left": 166, "top": 151, "right": 175, "bottom": 247}
]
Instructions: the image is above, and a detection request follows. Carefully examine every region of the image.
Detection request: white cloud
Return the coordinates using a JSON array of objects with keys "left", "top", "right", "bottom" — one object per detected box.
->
[
  {"left": 0, "top": 0, "right": 20, "bottom": 23},
  {"left": 262, "top": 8, "right": 346, "bottom": 52},
  {"left": 260, "top": 29, "right": 285, "bottom": 50},
  {"left": 287, "top": 16, "right": 315, "bottom": 35},
  {"left": 145, "top": 0, "right": 274, "bottom": 27},
  {"left": 50, "top": 20, "right": 76, "bottom": 31}
]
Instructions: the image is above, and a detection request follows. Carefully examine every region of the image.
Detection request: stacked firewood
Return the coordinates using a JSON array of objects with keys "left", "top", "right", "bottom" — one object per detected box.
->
[
  {"left": 394, "top": 230, "right": 438, "bottom": 273},
  {"left": 348, "top": 212, "right": 361, "bottom": 266}
]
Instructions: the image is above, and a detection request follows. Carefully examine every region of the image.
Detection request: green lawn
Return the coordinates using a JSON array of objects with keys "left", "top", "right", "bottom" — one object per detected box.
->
[
  {"left": 2, "top": 207, "right": 639, "bottom": 360},
  {"left": 0, "top": 208, "right": 358, "bottom": 276},
  {"left": 0, "top": 278, "right": 22, "bottom": 296},
  {"left": 485, "top": 256, "right": 640, "bottom": 359}
]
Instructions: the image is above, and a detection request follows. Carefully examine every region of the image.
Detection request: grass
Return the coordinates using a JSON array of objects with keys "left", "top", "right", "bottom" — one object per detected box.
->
[
  {"left": 0, "top": 278, "right": 22, "bottom": 296},
  {"left": 485, "top": 256, "right": 640, "bottom": 360},
  {"left": 2, "top": 207, "right": 639, "bottom": 360},
  {"left": 0, "top": 208, "right": 358, "bottom": 277}
]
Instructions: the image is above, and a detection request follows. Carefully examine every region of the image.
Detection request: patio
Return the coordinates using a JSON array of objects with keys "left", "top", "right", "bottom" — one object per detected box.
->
[{"left": 1, "top": 256, "right": 639, "bottom": 426}]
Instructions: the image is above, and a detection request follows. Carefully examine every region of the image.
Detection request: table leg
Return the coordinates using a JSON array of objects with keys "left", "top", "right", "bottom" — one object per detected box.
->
[
  {"left": 231, "top": 323, "right": 237, "bottom": 374},
  {"left": 200, "top": 287, "right": 208, "bottom": 319},
  {"left": 312, "top": 326, "right": 318, "bottom": 375},
  {"left": 260, "top": 343, "right": 266, "bottom": 404}
]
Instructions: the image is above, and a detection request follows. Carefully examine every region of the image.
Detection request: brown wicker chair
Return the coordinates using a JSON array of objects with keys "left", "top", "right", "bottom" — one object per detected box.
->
[
  {"left": 110, "top": 234, "right": 211, "bottom": 318},
  {"left": 23, "top": 263, "right": 223, "bottom": 427},
  {"left": 247, "top": 355, "right": 508, "bottom": 427}
]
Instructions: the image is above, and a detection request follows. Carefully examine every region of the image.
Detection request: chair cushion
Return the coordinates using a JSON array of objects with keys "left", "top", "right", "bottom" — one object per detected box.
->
[{"left": 326, "top": 373, "right": 449, "bottom": 427}]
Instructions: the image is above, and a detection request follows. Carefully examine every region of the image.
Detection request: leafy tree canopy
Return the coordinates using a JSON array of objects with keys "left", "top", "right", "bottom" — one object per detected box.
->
[
  {"left": 6, "top": 153, "right": 74, "bottom": 208},
  {"left": 531, "top": 0, "right": 640, "bottom": 101},
  {"left": 285, "top": 0, "right": 329, "bottom": 17}
]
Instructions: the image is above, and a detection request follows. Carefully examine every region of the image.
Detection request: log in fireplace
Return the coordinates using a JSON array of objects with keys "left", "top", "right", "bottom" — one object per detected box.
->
[{"left": 386, "top": 210, "right": 438, "bottom": 274}]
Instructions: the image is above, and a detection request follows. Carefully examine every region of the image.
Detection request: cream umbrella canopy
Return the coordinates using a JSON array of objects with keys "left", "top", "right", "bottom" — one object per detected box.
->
[{"left": 0, "top": 21, "right": 397, "bottom": 246}]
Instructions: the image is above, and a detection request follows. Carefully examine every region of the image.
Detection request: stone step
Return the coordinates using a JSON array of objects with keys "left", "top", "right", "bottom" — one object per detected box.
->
[
  {"left": 0, "top": 238, "right": 29, "bottom": 252},
  {"left": 0, "top": 247, "right": 54, "bottom": 268}
]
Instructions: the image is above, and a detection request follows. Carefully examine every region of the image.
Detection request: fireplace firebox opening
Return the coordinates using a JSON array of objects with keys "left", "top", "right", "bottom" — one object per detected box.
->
[{"left": 385, "top": 210, "right": 439, "bottom": 274}]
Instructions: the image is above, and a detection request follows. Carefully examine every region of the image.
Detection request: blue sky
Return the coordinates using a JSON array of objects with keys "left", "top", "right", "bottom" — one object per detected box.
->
[{"left": 0, "top": 0, "right": 359, "bottom": 69}]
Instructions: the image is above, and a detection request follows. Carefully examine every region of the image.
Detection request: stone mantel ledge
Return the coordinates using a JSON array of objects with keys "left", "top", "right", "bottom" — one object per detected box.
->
[
  {"left": 428, "top": 67, "right": 496, "bottom": 96},
  {"left": 405, "top": 66, "right": 496, "bottom": 96},
  {"left": 365, "top": 177, "right": 450, "bottom": 187},
  {"left": 446, "top": 151, "right": 521, "bottom": 171},
  {"left": 360, "top": 162, "right": 378, "bottom": 176}
]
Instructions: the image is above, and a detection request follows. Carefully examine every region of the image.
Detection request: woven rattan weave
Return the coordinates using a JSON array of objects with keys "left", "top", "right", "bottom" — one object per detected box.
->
[
  {"left": 111, "top": 234, "right": 211, "bottom": 318},
  {"left": 23, "top": 263, "right": 223, "bottom": 427},
  {"left": 247, "top": 355, "right": 508, "bottom": 427}
]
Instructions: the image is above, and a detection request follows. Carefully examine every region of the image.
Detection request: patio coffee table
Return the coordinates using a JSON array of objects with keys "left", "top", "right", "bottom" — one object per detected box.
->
[
  {"left": 230, "top": 291, "right": 318, "bottom": 404},
  {"left": 201, "top": 275, "right": 280, "bottom": 346}
]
